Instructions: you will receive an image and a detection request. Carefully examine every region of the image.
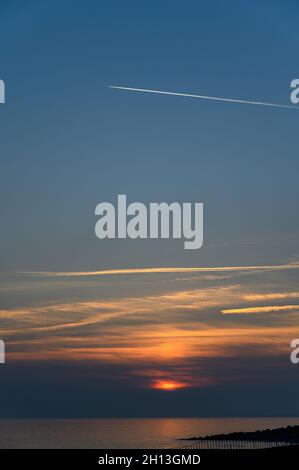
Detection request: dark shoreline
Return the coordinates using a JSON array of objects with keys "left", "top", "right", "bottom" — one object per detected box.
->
[{"left": 180, "top": 424, "right": 299, "bottom": 442}]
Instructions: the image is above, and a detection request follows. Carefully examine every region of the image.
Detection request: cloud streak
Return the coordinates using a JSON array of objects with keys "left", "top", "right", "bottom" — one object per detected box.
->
[
  {"left": 109, "top": 85, "right": 299, "bottom": 110},
  {"left": 222, "top": 305, "right": 299, "bottom": 315}
]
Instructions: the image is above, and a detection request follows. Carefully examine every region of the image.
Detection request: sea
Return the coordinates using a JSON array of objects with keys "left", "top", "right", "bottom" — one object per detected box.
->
[{"left": 0, "top": 418, "right": 298, "bottom": 449}]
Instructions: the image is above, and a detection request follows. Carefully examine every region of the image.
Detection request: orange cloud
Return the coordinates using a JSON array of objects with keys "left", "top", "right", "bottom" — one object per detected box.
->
[
  {"left": 151, "top": 380, "right": 189, "bottom": 391},
  {"left": 3, "top": 268, "right": 299, "bottom": 389}
]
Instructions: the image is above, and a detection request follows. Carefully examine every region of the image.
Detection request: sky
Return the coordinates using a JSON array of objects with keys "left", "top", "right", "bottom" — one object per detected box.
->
[{"left": 0, "top": 0, "right": 299, "bottom": 417}]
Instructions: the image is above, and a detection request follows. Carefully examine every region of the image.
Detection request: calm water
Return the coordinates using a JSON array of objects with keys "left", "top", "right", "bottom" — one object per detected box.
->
[{"left": 0, "top": 418, "right": 298, "bottom": 449}]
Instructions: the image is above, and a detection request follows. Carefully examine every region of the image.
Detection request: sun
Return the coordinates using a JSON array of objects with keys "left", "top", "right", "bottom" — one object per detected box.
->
[{"left": 151, "top": 380, "right": 187, "bottom": 391}]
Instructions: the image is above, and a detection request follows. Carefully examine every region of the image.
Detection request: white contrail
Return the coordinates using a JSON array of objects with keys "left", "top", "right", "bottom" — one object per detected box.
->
[{"left": 109, "top": 85, "right": 298, "bottom": 110}]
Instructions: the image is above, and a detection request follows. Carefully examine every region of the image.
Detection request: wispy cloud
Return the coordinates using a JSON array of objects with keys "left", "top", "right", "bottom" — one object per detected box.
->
[
  {"left": 244, "top": 292, "right": 299, "bottom": 301},
  {"left": 0, "top": 285, "right": 239, "bottom": 336},
  {"left": 109, "top": 85, "right": 299, "bottom": 110},
  {"left": 12, "top": 262, "right": 299, "bottom": 277}
]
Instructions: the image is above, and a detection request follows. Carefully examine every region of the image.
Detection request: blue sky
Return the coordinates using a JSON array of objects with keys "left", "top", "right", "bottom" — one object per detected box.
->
[{"left": 1, "top": 0, "right": 299, "bottom": 271}]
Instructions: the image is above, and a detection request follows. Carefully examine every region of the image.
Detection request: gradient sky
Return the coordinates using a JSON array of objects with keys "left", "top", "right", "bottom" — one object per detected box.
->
[{"left": 0, "top": 0, "right": 299, "bottom": 417}]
